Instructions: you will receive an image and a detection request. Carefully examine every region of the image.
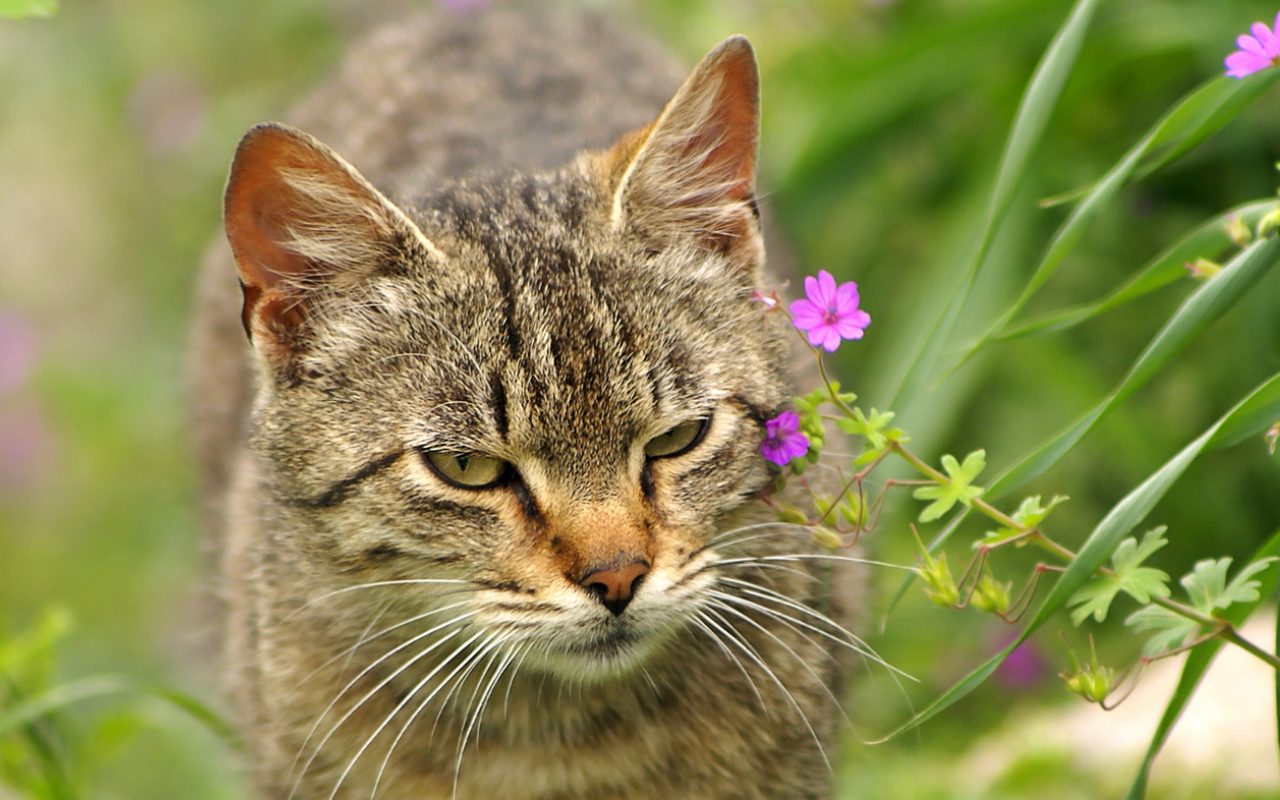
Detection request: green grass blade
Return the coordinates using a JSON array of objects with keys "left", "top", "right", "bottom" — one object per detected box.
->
[
  {"left": 988, "top": 235, "right": 1280, "bottom": 498},
  {"left": 0, "top": 675, "right": 238, "bottom": 747},
  {"left": 1123, "top": 527, "right": 1280, "bottom": 800},
  {"left": 992, "top": 200, "right": 1277, "bottom": 343},
  {"left": 955, "top": 69, "right": 1280, "bottom": 370},
  {"left": 877, "top": 372, "right": 1280, "bottom": 741},
  {"left": 884, "top": 0, "right": 1099, "bottom": 410},
  {"left": 1042, "top": 71, "right": 1280, "bottom": 209}
]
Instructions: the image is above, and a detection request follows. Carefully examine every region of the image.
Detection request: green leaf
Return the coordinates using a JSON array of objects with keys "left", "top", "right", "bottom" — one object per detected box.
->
[
  {"left": 1125, "top": 605, "right": 1199, "bottom": 658},
  {"left": 1047, "top": 71, "right": 1280, "bottom": 209},
  {"left": 1125, "top": 529, "right": 1280, "bottom": 800},
  {"left": 1220, "top": 558, "right": 1278, "bottom": 609},
  {"left": 836, "top": 407, "right": 895, "bottom": 450},
  {"left": 875, "top": 372, "right": 1280, "bottom": 741},
  {"left": 987, "top": 235, "right": 1280, "bottom": 500},
  {"left": 990, "top": 199, "right": 1278, "bottom": 345},
  {"left": 977, "top": 494, "right": 1069, "bottom": 548},
  {"left": 884, "top": 0, "right": 1100, "bottom": 409},
  {"left": 1179, "top": 556, "right": 1278, "bottom": 614},
  {"left": 1067, "top": 527, "right": 1171, "bottom": 625},
  {"left": 913, "top": 450, "right": 986, "bottom": 522},
  {"left": 0, "top": 0, "right": 57, "bottom": 19}
]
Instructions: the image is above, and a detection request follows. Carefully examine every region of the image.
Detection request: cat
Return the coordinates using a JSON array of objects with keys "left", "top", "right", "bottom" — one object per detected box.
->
[{"left": 188, "top": 8, "right": 864, "bottom": 799}]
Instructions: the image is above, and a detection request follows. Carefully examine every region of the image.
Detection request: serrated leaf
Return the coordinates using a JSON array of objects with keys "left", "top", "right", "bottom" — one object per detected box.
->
[
  {"left": 977, "top": 494, "right": 1070, "bottom": 548},
  {"left": 837, "top": 407, "right": 895, "bottom": 450},
  {"left": 1181, "top": 558, "right": 1230, "bottom": 614},
  {"left": 913, "top": 450, "right": 986, "bottom": 522},
  {"left": 1220, "top": 557, "right": 1278, "bottom": 609},
  {"left": 1179, "top": 556, "right": 1279, "bottom": 614},
  {"left": 1068, "top": 527, "right": 1171, "bottom": 624},
  {"left": 1112, "top": 526, "right": 1170, "bottom": 573},
  {"left": 1125, "top": 605, "right": 1199, "bottom": 658}
]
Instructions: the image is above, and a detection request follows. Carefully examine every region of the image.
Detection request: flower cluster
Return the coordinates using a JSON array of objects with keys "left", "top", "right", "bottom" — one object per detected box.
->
[{"left": 756, "top": 270, "right": 871, "bottom": 466}]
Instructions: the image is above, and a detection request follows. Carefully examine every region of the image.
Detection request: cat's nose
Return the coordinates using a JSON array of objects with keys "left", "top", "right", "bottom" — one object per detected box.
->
[{"left": 581, "top": 560, "right": 649, "bottom": 616}]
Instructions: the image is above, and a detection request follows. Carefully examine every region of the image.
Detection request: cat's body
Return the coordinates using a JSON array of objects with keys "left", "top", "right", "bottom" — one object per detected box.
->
[{"left": 190, "top": 9, "right": 859, "bottom": 799}]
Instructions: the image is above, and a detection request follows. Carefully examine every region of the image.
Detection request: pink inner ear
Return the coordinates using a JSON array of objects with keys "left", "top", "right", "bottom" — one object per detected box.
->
[
  {"left": 223, "top": 124, "right": 382, "bottom": 346},
  {"left": 224, "top": 126, "right": 331, "bottom": 298},
  {"left": 688, "top": 44, "right": 759, "bottom": 206},
  {"left": 609, "top": 36, "right": 762, "bottom": 259}
]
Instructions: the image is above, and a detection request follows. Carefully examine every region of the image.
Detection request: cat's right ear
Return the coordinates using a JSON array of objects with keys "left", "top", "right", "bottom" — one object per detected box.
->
[
  {"left": 223, "top": 123, "right": 444, "bottom": 364},
  {"left": 601, "top": 36, "right": 762, "bottom": 276}
]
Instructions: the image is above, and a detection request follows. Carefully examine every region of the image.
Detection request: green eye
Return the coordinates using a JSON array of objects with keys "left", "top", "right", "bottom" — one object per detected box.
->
[
  {"left": 644, "top": 417, "right": 711, "bottom": 459},
  {"left": 419, "top": 450, "right": 510, "bottom": 489}
]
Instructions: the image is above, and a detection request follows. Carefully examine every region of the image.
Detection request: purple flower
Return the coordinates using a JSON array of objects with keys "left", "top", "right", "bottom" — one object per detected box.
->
[
  {"left": 760, "top": 411, "right": 809, "bottom": 466},
  {"left": 1225, "top": 13, "right": 1280, "bottom": 78},
  {"left": 789, "top": 270, "right": 871, "bottom": 352}
]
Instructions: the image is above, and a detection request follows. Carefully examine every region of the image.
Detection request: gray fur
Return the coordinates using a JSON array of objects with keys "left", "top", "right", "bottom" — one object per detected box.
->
[{"left": 190, "top": 9, "right": 859, "bottom": 798}]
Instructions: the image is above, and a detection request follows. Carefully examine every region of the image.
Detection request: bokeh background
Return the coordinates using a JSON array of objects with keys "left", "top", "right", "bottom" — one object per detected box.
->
[{"left": 2, "top": 0, "right": 1279, "bottom": 797}]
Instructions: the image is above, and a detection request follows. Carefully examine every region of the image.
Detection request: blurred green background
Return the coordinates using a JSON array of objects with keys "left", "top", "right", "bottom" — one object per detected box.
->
[{"left": 2, "top": 0, "right": 1279, "bottom": 797}]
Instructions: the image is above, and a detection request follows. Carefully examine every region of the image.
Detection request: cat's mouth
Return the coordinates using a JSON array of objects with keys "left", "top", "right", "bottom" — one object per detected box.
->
[{"left": 565, "top": 624, "right": 641, "bottom": 657}]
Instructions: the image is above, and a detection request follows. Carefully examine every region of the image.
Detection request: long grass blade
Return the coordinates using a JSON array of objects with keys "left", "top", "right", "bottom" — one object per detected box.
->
[
  {"left": 988, "top": 235, "right": 1280, "bottom": 498},
  {"left": 991, "top": 200, "right": 1277, "bottom": 344},
  {"left": 1043, "top": 71, "right": 1280, "bottom": 208},
  {"left": 885, "top": 0, "right": 1099, "bottom": 409}
]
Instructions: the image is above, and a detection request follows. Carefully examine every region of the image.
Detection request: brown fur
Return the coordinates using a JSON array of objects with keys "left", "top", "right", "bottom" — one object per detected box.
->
[{"left": 189, "top": 9, "right": 861, "bottom": 798}]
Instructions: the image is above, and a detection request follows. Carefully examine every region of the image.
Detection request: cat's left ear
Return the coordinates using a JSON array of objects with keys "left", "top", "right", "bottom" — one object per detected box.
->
[
  {"left": 602, "top": 35, "right": 762, "bottom": 275},
  {"left": 223, "top": 123, "right": 445, "bottom": 365}
]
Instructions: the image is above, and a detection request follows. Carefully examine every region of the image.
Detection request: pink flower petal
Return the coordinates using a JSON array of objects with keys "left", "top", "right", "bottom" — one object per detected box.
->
[
  {"left": 1226, "top": 50, "right": 1270, "bottom": 77},
  {"left": 1252, "top": 22, "right": 1275, "bottom": 51},
  {"left": 790, "top": 298, "right": 825, "bottom": 329},
  {"left": 1238, "top": 34, "right": 1269, "bottom": 58},
  {"left": 834, "top": 312, "right": 869, "bottom": 338},
  {"left": 814, "top": 270, "right": 838, "bottom": 308},
  {"left": 834, "top": 281, "right": 860, "bottom": 313}
]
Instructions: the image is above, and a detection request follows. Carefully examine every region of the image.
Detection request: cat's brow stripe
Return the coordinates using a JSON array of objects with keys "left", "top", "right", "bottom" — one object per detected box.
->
[
  {"left": 291, "top": 450, "right": 404, "bottom": 509},
  {"left": 728, "top": 393, "right": 770, "bottom": 426}
]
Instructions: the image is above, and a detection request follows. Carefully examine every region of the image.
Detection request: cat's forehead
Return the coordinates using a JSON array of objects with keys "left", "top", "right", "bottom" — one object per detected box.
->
[{"left": 395, "top": 172, "right": 747, "bottom": 464}]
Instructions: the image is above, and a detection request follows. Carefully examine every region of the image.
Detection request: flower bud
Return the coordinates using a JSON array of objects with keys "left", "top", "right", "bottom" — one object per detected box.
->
[
  {"left": 919, "top": 553, "right": 959, "bottom": 608},
  {"left": 1224, "top": 214, "right": 1252, "bottom": 246},
  {"left": 970, "top": 574, "right": 1012, "bottom": 616},
  {"left": 811, "top": 526, "right": 843, "bottom": 551},
  {"left": 776, "top": 504, "right": 809, "bottom": 526}
]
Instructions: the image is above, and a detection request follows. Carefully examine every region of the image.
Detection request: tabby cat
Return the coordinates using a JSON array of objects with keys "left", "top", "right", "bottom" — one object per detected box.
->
[{"left": 189, "top": 9, "right": 864, "bottom": 799}]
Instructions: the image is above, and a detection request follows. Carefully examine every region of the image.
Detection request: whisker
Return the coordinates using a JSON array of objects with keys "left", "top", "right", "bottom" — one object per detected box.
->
[
  {"left": 283, "top": 579, "right": 471, "bottom": 622},
  {"left": 711, "top": 587, "right": 912, "bottom": 681},
  {"left": 700, "top": 607, "right": 831, "bottom": 773},
  {"left": 366, "top": 633, "right": 507, "bottom": 797},
  {"left": 452, "top": 641, "right": 520, "bottom": 798},
  {"left": 705, "top": 597, "right": 854, "bottom": 731},
  {"left": 290, "top": 613, "right": 476, "bottom": 798},
  {"left": 712, "top": 553, "right": 914, "bottom": 571},
  {"left": 331, "top": 630, "right": 489, "bottom": 800},
  {"left": 688, "top": 609, "right": 770, "bottom": 717}
]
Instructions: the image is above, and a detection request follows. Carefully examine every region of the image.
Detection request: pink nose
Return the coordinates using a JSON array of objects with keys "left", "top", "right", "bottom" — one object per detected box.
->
[{"left": 580, "top": 560, "right": 649, "bottom": 616}]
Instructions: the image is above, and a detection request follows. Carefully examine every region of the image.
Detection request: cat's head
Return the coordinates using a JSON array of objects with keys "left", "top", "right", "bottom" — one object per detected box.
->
[{"left": 223, "top": 37, "right": 794, "bottom": 677}]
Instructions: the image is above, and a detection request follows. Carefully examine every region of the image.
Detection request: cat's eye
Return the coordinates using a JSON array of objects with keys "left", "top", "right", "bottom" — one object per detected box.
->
[
  {"left": 644, "top": 417, "right": 711, "bottom": 460},
  {"left": 419, "top": 450, "right": 510, "bottom": 489}
]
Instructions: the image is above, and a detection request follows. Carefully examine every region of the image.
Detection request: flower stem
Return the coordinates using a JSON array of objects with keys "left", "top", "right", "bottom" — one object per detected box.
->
[{"left": 887, "top": 441, "right": 1280, "bottom": 670}]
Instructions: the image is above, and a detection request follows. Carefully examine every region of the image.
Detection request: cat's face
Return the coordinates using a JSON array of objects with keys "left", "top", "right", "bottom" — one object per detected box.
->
[{"left": 228, "top": 38, "right": 789, "bottom": 678}]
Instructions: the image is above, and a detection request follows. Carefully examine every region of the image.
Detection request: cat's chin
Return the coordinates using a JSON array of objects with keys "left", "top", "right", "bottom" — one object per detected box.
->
[{"left": 528, "top": 622, "right": 675, "bottom": 683}]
